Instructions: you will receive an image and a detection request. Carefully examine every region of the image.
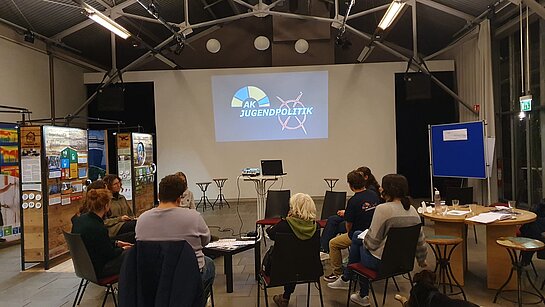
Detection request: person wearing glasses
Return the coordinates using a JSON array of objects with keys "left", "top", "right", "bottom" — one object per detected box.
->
[{"left": 102, "top": 174, "right": 136, "bottom": 243}]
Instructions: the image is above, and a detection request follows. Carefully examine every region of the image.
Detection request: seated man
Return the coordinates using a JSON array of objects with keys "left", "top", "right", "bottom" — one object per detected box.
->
[
  {"left": 136, "top": 175, "right": 214, "bottom": 300},
  {"left": 324, "top": 169, "right": 380, "bottom": 285}
]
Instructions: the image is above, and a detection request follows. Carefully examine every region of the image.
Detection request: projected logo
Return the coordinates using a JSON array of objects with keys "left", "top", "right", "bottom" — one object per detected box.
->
[{"left": 231, "top": 86, "right": 313, "bottom": 135}]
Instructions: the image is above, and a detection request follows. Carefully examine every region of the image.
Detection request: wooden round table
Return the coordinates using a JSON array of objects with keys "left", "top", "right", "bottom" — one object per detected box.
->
[{"left": 422, "top": 206, "right": 536, "bottom": 290}]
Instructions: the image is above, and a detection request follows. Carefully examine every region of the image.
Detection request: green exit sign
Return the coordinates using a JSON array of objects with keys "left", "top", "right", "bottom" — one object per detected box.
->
[{"left": 520, "top": 95, "right": 532, "bottom": 112}]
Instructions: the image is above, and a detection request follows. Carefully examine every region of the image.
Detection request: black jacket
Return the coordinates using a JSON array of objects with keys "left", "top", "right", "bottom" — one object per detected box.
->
[
  {"left": 119, "top": 240, "right": 203, "bottom": 307},
  {"left": 71, "top": 212, "right": 122, "bottom": 276}
]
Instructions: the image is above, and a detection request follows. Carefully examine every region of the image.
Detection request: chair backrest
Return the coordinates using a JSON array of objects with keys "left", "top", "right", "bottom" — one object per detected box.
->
[
  {"left": 63, "top": 231, "right": 99, "bottom": 283},
  {"left": 265, "top": 190, "right": 291, "bottom": 219},
  {"left": 268, "top": 230, "right": 323, "bottom": 287},
  {"left": 119, "top": 240, "right": 203, "bottom": 307},
  {"left": 377, "top": 224, "right": 422, "bottom": 279},
  {"left": 320, "top": 191, "right": 347, "bottom": 220},
  {"left": 445, "top": 187, "right": 473, "bottom": 205}
]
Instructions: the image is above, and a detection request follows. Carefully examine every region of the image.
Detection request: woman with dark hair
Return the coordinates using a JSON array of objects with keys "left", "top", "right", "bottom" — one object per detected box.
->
[
  {"left": 103, "top": 174, "right": 136, "bottom": 243},
  {"left": 72, "top": 189, "right": 132, "bottom": 278},
  {"left": 175, "top": 171, "right": 196, "bottom": 209},
  {"left": 346, "top": 174, "right": 427, "bottom": 306},
  {"left": 325, "top": 169, "right": 380, "bottom": 285}
]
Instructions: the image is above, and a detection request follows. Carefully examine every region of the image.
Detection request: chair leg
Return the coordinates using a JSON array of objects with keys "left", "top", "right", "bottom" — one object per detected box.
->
[
  {"left": 382, "top": 278, "right": 389, "bottom": 306},
  {"left": 347, "top": 277, "right": 353, "bottom": 307},
  {"left": 392, "top": 276, "right": 400, "bottom": 291},
  {"left": 317, "top": 281, "right": 324, "bottom": 307},
  {"left": 307, "top": 283, "right": 311, "bottom": 307},
  {"left": 257, "top": 277, "right": 261, "bottom": 307},
  {"left": 77, "top": 280, "right": 89, "bottom": 305},
  {"left": 369, "top": 282, "right": 379, "bottom": 307},
  {"left": 110, "top": 285, "right": 118, "bottom": 307},
  {"left": 210, "top": 285, "right": 215, "bottom": 307},
  {"left": 72, "top": 279, "right": 85, "bottom": 307},
  {"left": 264, "top": 285, "right": 269, "bottom": 307},
  {"left": 101, "top": 286, "right": 111, "bottom": 307},
  {"left": 473, "top": 225, "right": 478, "bottom": 244}
]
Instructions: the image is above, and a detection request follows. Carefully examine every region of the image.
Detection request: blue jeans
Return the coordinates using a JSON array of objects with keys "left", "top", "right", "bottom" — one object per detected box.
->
[
  {"left": 343, "top": 231, "right": 381, "bottom": 297},
  {"left": 320, "top": 215, "right": 346, "bottom": 252},
  {"left": 201, "top": 256, "right": 216, "bottom": 300}
]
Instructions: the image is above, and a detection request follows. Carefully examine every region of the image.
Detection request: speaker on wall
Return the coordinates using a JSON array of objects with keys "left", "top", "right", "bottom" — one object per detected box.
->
[{"left": 405, "top": 73, "right": 432, "bottom": 101}]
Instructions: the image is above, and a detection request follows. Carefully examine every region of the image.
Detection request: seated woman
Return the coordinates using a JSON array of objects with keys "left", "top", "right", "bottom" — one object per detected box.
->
[
  {"left": 103, "top": 174, "right": 136, "bottom": 243},
  {"left": 345, "top": 174, "right": 428, "bottom": 307},
  {"left": 320, "top": 166, "right": 380, "bottom": 259},
  {"left": 71, "top": 189, "right": 132, "bottom": 278},
  {"left": 265, "top": 193, "right": 320, "bottom": 307},
  {"left": 175, "top": 171, "right": 196, "bottom": 209},
  {"left": 71, "top": 180, "right": 106, "bottom": 224}
]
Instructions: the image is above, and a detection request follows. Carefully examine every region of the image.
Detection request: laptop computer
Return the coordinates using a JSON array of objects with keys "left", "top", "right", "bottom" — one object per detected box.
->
[{"left": 261, "top": 160, "right": 286, "bottom": 176}]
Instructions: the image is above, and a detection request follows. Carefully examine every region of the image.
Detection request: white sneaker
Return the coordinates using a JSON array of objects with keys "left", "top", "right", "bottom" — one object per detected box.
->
[
  {"left": 320, "top": 252, "right": 330, "bottom": 261},
  {"left": 327, "top": 276, "right": 349, "bottom": 290},
  {"left": 350, "top": 294, "right": 370, "bottom": 306}
]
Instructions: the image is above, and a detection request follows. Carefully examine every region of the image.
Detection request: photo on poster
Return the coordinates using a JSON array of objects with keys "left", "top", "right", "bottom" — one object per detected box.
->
[
  {"left": 71, "top": 181, "right": 83, "bottom": 193},
  {"left": 48, "top": 155, "right": 61, "bottom": 170},
  {"left": 88, "top": 130, "right": 107, "bottom": 181},
  {"left": 0, "top": 128, "right": 18, "bottom": 143},
  {"left": 1, "top": 166, "right": 19, "bottom": 177},
  {"left": 0, "top": 146, "right": 18, "bottom": 164},
  {"left": 48, "top": 183, "right": 61, "bottom": 195},
  {"left": 61, "top": 182, "right": 73, "bottom": 195}
]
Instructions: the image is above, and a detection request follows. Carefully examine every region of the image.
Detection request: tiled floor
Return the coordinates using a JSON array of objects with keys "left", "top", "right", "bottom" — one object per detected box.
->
[{"left": 1, "top": 200, "right": 544, "bottom": 306}]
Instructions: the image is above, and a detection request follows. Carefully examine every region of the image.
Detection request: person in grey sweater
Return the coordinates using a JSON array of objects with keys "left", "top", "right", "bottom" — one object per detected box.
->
[
  {"left": 347, "top": 174, "right": 427, "bottom": 306},
  {"left": 136, "top": 175, "right": 214, "bottom": 300}
]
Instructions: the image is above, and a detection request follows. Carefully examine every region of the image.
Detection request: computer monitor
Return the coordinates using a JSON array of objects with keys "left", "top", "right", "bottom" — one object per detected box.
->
[
  {"left": 445, "top": 187, "right": 473, "bottom": 205},
  {"left": 261, "top": 160, "right": 286, "bottom": 176}
]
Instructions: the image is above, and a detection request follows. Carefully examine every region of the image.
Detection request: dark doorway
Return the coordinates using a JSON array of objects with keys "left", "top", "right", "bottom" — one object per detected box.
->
[
  {"left": 86, "top": 82, "right": 157, "bottom": 176},
  {"left": 395, "top": 72, "right": 460, "bottom": 199}
]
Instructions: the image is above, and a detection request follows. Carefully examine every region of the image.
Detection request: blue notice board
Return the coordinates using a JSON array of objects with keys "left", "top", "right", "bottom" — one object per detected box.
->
[{"left": 430, "top": 121, "right": 487, "bottom": 179}]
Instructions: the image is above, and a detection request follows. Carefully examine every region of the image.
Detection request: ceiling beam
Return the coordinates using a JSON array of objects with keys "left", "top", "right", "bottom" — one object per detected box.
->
[
  {"left": 412, "top": 0, "right": 418, "bottom": 58},
  {"left": 119, "top": 12, "right": 176, "bottom": 26},
  {"left": 346, "top": 4, "right": 390, "bottom": 21},
  {"left": 523, "top": 0, "right": 545, "bottom": 20},
  {"left": 415, "top": 0, "right": 476, "bottom": 21}
]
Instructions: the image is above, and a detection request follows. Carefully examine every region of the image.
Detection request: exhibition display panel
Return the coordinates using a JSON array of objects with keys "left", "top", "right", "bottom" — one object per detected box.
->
[
  {"left": 20, "top": 126, "right": 88, "bottom": 269},
  {"left": 116, "top": 132, "right": 156, "bottom": 216}
]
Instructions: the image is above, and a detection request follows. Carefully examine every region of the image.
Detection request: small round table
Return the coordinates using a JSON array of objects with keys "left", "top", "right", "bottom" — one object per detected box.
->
[
  {"left": 323, "top": 178, "right": 339, "bottom": 191},
  {"left": 426, "top": 235, "right": 466, "bottom": 300},
  {"left": 494, "top": 237, "right": 545, "bottom": 306},
  {"left": 213, "top": 178, "right": 230, "bottom": 209},
  {"left": 196, "top": 182, "right": 214, "bottom": 211}
]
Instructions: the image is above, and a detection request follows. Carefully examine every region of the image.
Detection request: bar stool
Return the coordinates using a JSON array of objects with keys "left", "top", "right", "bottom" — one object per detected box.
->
[
  {"left": 212, "top": 178, "right": 229, "bottom": 209},
  {"left": 196, "top": 182, "right": 214, "bottom": 211},
  {"left": 494, "top": 237, "right": 545, "bottom": 306},
  {"left": 426, "top": 235, "right": 467, "bottom": 300},
  {"left": 323, "top": 178, "right": 339, "bottom": 191}
]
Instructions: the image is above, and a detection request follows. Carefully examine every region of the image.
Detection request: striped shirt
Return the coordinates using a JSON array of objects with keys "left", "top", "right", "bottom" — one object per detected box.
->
[{"left": 364, "top": 201, "right": 427, "bottom": 265}]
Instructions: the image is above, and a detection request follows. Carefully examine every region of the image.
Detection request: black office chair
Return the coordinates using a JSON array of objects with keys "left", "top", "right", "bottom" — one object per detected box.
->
[
  {"left": 256, "top": 190, "right": 291, "bottom": 244},
  {"left": 446, "top": 187, "right": 477, "bottom": 244},
  {"left": 318, "top": 191, "right": 347, "bottom": 228},
  {"left": 63, "top": 231, "right": 118, "bottom": 307},
  {"left": 346, "top": 224, "right": 422, "bottom": 307},
  {"left": 257, "top": 232, "right": 324, "bottom": 307}
]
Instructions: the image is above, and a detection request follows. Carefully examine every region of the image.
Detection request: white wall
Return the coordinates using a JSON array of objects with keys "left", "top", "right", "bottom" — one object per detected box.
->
[
  {"left": 0, "top": 24, "right": 88, "bottom": 124},
  {"left": 85, "top": 61, "right": 454, "bottom": 198}
]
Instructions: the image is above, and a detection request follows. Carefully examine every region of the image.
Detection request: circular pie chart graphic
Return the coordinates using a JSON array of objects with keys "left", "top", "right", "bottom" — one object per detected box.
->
[{"left": 231, "top": 86, "right": 270, "bottom": 108}]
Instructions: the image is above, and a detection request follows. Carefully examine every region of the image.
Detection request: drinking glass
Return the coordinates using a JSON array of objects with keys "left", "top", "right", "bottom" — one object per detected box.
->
[
  {"left": 508, "top": 200, "right": 516, "bottom": 208},
  {"left": 452, "top": 199, "right": 460, "bottom": 210},
  {"left": 469, "top": 204, "right": 478, "bottom": 216}
]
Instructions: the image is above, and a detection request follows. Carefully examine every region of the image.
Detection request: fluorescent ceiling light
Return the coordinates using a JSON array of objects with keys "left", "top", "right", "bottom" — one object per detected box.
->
[
  {"left": 82, "top": 4, "right": 131, "bottom": 39},
  {"left": 378, "top": 0, "right": 406, "bottom": 30}
]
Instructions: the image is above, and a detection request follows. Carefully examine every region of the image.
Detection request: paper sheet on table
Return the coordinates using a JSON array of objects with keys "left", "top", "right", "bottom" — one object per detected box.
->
[
  {"left": 446, "top": 210, "right": 470, "bottom": 216},
  {"left": 357, "top": 229, "right": 369, "bottom": 240},
  {"left": 465, "top": 212, "right": 512, "bottom": 224},
  {"left": 206, "top": 240, "right": 255, "bottom": 248}
]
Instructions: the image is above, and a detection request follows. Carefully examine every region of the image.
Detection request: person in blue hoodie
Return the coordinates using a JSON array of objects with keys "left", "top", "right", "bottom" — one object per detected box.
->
[{"left": 266, "top": 193, "right": 320, "bottom": 307}]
